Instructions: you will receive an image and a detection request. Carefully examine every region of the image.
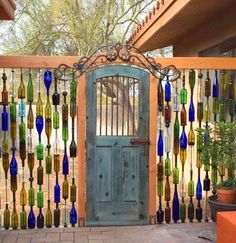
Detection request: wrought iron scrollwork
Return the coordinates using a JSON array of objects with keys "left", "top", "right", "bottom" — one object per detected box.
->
[{"left": 56, "top": 42, "right": 180, "bottom": 82}]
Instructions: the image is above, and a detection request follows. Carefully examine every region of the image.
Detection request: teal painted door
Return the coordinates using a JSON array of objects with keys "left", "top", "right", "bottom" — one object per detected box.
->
[{"left": 86, "top": 65, "right": 149, "bottom": 226}]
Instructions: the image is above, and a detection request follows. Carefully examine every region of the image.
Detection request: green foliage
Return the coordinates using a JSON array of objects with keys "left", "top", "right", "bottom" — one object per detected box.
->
[
  {"left": 196, "top": 122, "right": 236, "bottom": 188},
  {"left": 0, "top": 0, "right": 156, "bottom": 55},
  {"left": 217, "top": 178, "right": 236, "bottom": 190}
]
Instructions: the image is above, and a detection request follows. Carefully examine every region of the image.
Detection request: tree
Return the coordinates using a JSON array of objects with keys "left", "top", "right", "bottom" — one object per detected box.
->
[{"left": 0, "top": 0, "right": 156, "bottom": 56}]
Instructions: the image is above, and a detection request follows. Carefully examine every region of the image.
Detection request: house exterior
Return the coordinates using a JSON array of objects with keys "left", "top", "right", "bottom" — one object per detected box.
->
[
  {"left": 0, "top": 0, "right": 15, "bottom": 20},
  {"left": 127, "top": 0, "right": 236, "bottom": 57}
]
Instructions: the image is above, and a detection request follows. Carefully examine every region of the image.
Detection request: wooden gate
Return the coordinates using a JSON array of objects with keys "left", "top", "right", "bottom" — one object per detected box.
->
[{"left": 86, "top": 65, "right": 149, "bottom": 226}]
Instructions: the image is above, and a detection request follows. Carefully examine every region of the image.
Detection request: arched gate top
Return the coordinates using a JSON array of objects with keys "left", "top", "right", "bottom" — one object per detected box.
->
[{"left": 56, "top": 43, "right": 180, "bottom": 82}]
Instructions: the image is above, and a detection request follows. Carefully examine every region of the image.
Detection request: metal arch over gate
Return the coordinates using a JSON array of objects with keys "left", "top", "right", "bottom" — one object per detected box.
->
[{"left": 57, "top": 43, "right": 180, "bottom": 226}]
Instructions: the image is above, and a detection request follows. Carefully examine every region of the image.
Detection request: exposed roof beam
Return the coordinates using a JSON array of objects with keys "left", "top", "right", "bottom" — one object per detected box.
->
[{"left": 0, "top": 0, "right": 16, "bottom": 20}]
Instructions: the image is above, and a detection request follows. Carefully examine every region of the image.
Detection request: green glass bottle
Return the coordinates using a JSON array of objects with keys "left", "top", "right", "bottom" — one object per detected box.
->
[
  {"left": 46, "top": 200, "right": 52, "bottom": 228},
  {"left": 70, "top": 183, "right": 77, "bottom": 203},
  {"left": 45, "top": 99, "right": 52, "bottom": 138},
  {"left": 11, "top": 204, "right": 18, "bottom": 230},
  {"left": 4, "top": 205, "right": 10, "bottom": 230},
  {"left": 173, "top": 167, "right": 179, "bottom": 184},
  {"left": 37, "top": 143, "right": 44, "bottom": 160},
  {"left": 62, "top": 103, "right": 69, "bottom": 142},
  {"left": 20, "top": 182, "right": 27, "bottom": 207},
  {"left": 28, "top": 187, "right": 35, "bottom": 206},
  {"left": 53, "top": 110, "right": 59, "bottom": 129},
  {"left": 2, "top": 134, "right": 9, "bottom": 177},
  {"left": 36, "top": 93, "right": 43, "bottom": 117},
  {"left": 37, "top": 165, "right": 43, "bottom": 185},
  {"left": 46, "top": 154, "right": 52, "bottom": 174},
  {"left": 37, "top": 186, "right": 44, "bottom": 209},
  {"left": 63, "top": 179, "right": 69, "bottom": 200},
  {"left": 27, "top": 72, "right": 34, "bottom": 102},
  {"left": 27, "top": 105, "right": 34, "bottom": 130},
  {"left": 18, "top": 73, "right": 25, "bottom": 99}
]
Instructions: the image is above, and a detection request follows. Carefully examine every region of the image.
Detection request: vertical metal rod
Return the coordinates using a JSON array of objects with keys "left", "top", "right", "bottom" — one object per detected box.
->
[
  {"left": 100, "top": 79, "right": 102, "bottom": 136},
  {"left": 127, "top": 77, "right": 130, "bottom": 135},
  {"left": 116, "top": 75, "right": 119, "bottom": 136},
  {"left": 105, "top": 77, "right": 108, "bottom": 136},
  {"left": 122, "top": 76, "right": 125, "bottom": 136},
  {"left": 111, "top": 77, "right": 114, "bottom": 136},
  {"left": 132, "top": 78, "right": 135, "bottom": 135}
]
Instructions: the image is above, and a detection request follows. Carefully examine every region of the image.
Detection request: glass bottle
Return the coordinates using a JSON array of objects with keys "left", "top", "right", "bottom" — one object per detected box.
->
[
  {"left": 11, "top": 204, "right": 18, "bottom": 230},
  {"left": 4, "top": 204, "right": 10, "bottom": 230},
  {"left": 157, "top": 131, "right": 164, "bottom": 157},
  {"left": 28, "top": 208, "right": 35, "bottom": 229},
  {"left": 205, "top": 71, "right": 211, "bottom": 98},
  {"left": 27, "top": 72, "right": 34, "bottom": 102},
  {"left": 158, "top": 82, "right": 164, "bottom": 111}
]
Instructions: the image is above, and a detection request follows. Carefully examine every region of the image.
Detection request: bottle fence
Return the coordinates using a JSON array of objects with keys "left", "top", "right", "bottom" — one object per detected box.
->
[{"left": 0, "top": 67, "right": 235, "bottom": 229}]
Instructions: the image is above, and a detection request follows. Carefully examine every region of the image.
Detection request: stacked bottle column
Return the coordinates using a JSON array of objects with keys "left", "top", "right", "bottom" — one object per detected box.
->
[
  {"left": 18, "top": 71, "right": 27, "bottom": 229},
  {"left": 44, "top": 71, "right": 53, "bottom": 228},
  {"left": 203, "top": 71, "right": 211, "bottom": 222},
  {"left": 69, "top": 73, "right": 78, "bottom": 226},
  {"left": 196, "top": 71, "right": 203, "bottom": 222},
  {"left": 2, "top": 71, "right": 10, "bottom": 229},
  {"left": 172, "top": 78, "right": 180, "bottom": 223},
  {"left": 36, "top": 70, "right": 44, "bottom": 228},
  {"left": 9, "top": 70, "right": 18, "bottom": 230},
  {"left": 156, "top": 79, "right": 164, "bottom": 224},
  {"left": 179, "top": 72, "right": 187, "bottom": 223},
  {"left": 187, "top": 70, "right": 195, "bottom": 223},
  {"left": 27, "top": 70, "right": 36, "bottom": 229},
  {"left": 218, "top": 72, "right": 226, "bottom": 180},
  {"left": 53, "top": 74, "right": 60, "bottom": 227},
  {"left": 62, "top": 80, "right": 69, "bottom": 227},
  {"left": 211, "top": 70, "right": 219, "bottom": 195},
  {"left": 228, "top": 74, "right": 235, "bottom": 177},
  {"left": 164, "top": 77, "right": 171, "bottom": 223}
]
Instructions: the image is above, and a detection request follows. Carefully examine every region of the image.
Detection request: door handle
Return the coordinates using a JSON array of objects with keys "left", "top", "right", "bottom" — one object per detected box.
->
[{"left": 130, "top": 138, "right": 150, "bottom": 145}]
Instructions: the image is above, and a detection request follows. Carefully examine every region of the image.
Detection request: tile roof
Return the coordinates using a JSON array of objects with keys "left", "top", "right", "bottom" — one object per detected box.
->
[{"left": 126, "top": 0, "right": 167, "bottom": 45}]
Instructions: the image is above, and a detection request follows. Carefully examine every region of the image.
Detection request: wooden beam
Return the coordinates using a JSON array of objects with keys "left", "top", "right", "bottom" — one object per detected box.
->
[
  {"left": 0, "top": 56, "right": 80, "bottom": 68},
  {"left": 77, "top": 73, "right": 86, "bottom": 226},
  {"left": 1, "top": 56, "right": 236, "bottom": 70},
  {"left": 148, "top": 74, "right": 157, "bottom": 224},
  {"left": 0, "top": 0, "right": 16, "bottom": 20},
  {"left": 155, "top": 57, "right": 236, "bottom": 70}
]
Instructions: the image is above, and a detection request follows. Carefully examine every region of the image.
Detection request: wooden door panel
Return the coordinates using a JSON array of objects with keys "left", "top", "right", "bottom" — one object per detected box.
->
[
  {"left": 86, "top": 65, "right": 149, "bottom": 226},
  {"left": 121, "top": 147, "right": 139, "bottom": 202},
  {"left": 96, "top": 147, "right": 112, "bottom": 203}
]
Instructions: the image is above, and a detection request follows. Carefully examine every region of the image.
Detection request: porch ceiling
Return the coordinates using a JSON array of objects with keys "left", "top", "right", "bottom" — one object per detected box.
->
[
  {"left": 0, "top": 0, "right": 16, "bottom": 20},
  {"left": 128, "top": 0, "right": 235, "bottom": 52}
]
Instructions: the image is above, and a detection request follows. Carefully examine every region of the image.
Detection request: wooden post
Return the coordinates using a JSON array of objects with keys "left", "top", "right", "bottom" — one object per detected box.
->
[
  {"left": 149, "top": 74, "right": 157, "bottom": 224},
  {"left": 77, "top": 73, "right": 86, "bottom": 226}
]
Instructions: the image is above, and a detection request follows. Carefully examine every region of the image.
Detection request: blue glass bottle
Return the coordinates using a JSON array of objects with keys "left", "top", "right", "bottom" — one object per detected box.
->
[
  {"left": 2, "top": 106, "right": 8, "bottom": 131},
  {"left": 54, "top": 181, "right": 60, "bottom": 204},
  {"left": 213, "top": 70, "right": 219, "bottom": 98},
  {"left": 10, "top": 149, "right": 18, "bottom": 176},
  {"left": 157, "top": 131, "right": 164, "bottom": 156},
  {"left": 63, "top": 153, "right": 69, "bottom": 175},
  {"left": 28, "top": 208, "right": 36, "bottom": 229},
  {"left": 165, "top": 81, "right": 171, "bottom": 102},
  {"left": 180, "top": 129, "right": 187, "bottom": 149},
  {"left": 172, "top": 184, "right": 179, "bottom": 223},
  {"left": 70, "top": 206, "right": 77, "bottom": 226},
  {"left": 36, "top": 116, "right": 44, "bottom": 140},
  {"left": 196, "top": 176, "right": 202, "bottom": 201},
  {"left": 44, "top": 71, "right": 52, "bottom": 96},
  {"left": 189, "top": 99, "right": 195, "bottom": 122}
]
